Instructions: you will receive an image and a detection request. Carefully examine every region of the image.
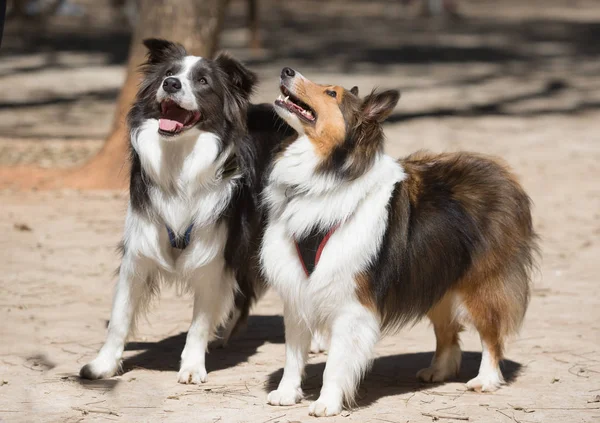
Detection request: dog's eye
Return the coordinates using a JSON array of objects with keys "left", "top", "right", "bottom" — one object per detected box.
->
[
  {"left": 199, "top": 77, "right": 207, "bottom": 84},
  {"left": 326, "top": 90, "right": 337, "bottom": 98},
  {"left": 166, "top": 70, "right": 173, "bottom": 77}
]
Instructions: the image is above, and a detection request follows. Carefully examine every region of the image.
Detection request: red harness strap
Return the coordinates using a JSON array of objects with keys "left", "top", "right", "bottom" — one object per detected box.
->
[{"left": 294, "top": 224, "right": 339, "bottom": 277}]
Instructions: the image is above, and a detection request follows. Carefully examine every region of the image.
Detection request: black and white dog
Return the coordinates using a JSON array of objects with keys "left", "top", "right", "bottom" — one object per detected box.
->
[{"left": 80, "top": 39, "right": 294, "bottom": 383}]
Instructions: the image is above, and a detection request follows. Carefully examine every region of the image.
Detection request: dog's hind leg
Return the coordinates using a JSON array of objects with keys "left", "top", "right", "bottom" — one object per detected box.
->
[
  {"left": 461, "top": 272, "right": 517, "bottom": 392},
  {"left": 216, "top": 306, "right": 245, "bottom": 348},
  {"left": 417, "top": 292, "right": 463, "bottom": 383},
  {"left": 80, "top": 254, "right": 155, "bottom": 380}
]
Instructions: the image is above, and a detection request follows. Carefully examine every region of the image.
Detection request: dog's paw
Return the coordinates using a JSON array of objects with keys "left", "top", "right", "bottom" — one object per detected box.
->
[
  {"left": 267, "top": 387, "right": 302, "bottom": 406},
  {"left": 417, "top": 366, "right": 452, "bottom": 383},
  {"left": 417, "top": 360, "right": 459, "bottom": 383},
  {"left": 177, "top": 366, "right": 208, "bottom": 384},
  {"left": 417, "top": 345, "right": 461, "bottom": 383},
  {"left": 308, "top": 397, "right": 343, "bottom": 417},
  {"left": 466, "top": 373, "right": 504, "bottom": 392},
  {"left": 79, "top": 357, "right": 119, "bottom": 380}
]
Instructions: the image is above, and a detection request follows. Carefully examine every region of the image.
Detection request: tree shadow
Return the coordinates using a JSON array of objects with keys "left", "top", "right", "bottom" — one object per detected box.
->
[
  {"left": 387, "top": 78, "right": 600, "bottom": 122},
  {"left": 3, "top": 2, "right": 600, "bottom": 125},
  {"left": 0, "top": 89, "right": 120, "bottom": 109},
  {"left": 5, "top": 4, "right": 600, "bottom": 69},
  {"left": 266, "top": 351, "right": 523, "bottom": 407},
  {"left": 121, "top": 314, "right": 284, "bottom": 374}
]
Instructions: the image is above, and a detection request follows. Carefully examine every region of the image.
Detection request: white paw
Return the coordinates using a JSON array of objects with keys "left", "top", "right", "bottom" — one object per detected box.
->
[
  {"left": 308, "top": 398, "right": 343, "bottom": 417},
  {"left": 267, "top": 387, "right": 303, "bottom": 406},
  {"left": 80, "top": 356, "right": 120, "bottom": 380},
  {"left": 466, "top": 373, "right": 504, "bottom": 392},
  {"left": 177, "top": 365, "right": 208, "bottom": 384}
]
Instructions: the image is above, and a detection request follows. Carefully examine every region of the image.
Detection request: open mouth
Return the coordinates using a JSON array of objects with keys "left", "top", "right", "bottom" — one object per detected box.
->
[
  {"left": 158, "top": 99, "right": 201, "bottom": 136},
  {"left": 275, "top": 85, "right": 316, "bottom": 123}
]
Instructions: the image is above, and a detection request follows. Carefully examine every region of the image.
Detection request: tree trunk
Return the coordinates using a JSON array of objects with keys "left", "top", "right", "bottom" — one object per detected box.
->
[{"left": 44, "top": 0, "right": 231, "bottom": 189}]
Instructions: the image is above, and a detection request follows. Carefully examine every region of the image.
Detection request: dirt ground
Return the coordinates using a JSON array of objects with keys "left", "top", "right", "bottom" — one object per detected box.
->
[{"left": 1, "top": 1, "right": 600, "bottom": 422}]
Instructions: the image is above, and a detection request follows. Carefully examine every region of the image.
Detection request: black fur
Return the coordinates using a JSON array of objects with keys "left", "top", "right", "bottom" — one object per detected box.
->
[
  {"left": 369, "top": 173, "right": 482, "bottom": 329},
  {"left": 127, "top": 39, "right": 294, "bottom": 334},
  {"left": 224, "top": 104, "right": 296, "bottom": 329},
  {"left": 295, "top": 227, "right": 335, "bottom": 276},
  {"left": 128, "top": 39, "right": 256, "bottom": 145},
  {"left": 368, "top": 153, "right": 536, "bottom": 330},
  {"left": 319, "top": 90, "right": 400, "bottom": 181}
]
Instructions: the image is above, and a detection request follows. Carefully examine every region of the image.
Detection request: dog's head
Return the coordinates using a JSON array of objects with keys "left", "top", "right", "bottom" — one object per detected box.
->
[
  {"left": 274, "top": 67, "right": 399, "bottom": 179},
  {"left": 130, "top": 38, "right": 257, "bottom": 139}
]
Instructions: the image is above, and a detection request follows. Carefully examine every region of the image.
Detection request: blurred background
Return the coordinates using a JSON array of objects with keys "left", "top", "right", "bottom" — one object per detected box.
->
[{"left": 1, "top": 0, "right": 599, "bottom": 188}]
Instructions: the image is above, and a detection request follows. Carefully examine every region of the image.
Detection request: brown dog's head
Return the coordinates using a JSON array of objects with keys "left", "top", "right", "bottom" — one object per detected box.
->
[{"left": 274, "top": 67, "right": 399, "bottom": 179}]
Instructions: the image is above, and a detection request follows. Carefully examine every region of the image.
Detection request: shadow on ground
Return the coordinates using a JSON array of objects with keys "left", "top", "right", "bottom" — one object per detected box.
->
[
  {"left": 121, "top": 314, "right": 284, "bottom": 374},
  {"left": 266, "top": 351, "right": 522, "bottom": 408},
  {"left": 80, "top": 311, "right": 522, "bottom": 406}
]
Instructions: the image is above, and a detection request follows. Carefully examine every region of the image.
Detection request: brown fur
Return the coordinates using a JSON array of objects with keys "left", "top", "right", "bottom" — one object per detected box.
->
[
  {"left": 355, "top": 272, "right": 376, "bottom": 312},
  {"left": 427, "top": 292, "right": 464, "bottom": 361},
  {"left": 275, "top": 69, "right": 537, "bottom": 390},
  {"left": 282, "top": 74, "right": 393, "bottom": 179},
  {"left": 371, "top": 151, "right": 536, "bottom": 374},
  {"left": 289, "top": 77, "right": 348, "bottom": 157},
  {"left": 404, "top": 152, "right": 532, "bottom": 337}
]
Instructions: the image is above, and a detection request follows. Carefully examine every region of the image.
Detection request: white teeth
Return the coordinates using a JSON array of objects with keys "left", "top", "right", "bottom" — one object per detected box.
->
[{"left": 276, "top": 92, "right": 314, "bottom": 120}]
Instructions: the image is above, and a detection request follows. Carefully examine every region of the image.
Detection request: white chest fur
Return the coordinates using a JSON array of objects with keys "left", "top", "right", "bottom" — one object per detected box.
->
[
  {"left": 127, "top": 119, "right": 236, "bottom": 277},
  {"left": 260, "top": 137, "right": 406, "bottom": 328}
]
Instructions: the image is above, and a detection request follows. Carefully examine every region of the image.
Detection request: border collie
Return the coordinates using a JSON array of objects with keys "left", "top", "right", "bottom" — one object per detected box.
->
[
  {"left": 80, "top": 39, "right": 294, "bottom": 383},
  {"left": 261, "top": 68, "right": 538, "bottom": 416}
]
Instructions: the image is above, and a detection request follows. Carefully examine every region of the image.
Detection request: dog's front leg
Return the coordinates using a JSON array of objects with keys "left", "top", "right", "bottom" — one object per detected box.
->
[
  {"left": 267, "top": 307, "right": 311, "bottom": 406},
  {"left": 178, "top": 262, "right": 235, "bottom": 384},
  {"left": 309, "top": 304, "right": 380, "bottom": 417},
  {"left": 80, "top": 253, "right": 153, "bottom": 379}
]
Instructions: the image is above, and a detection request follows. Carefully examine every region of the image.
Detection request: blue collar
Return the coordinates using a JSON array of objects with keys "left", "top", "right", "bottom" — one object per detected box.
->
[{"left": 166, "top": 224, "right": 194, "bottom": 249}]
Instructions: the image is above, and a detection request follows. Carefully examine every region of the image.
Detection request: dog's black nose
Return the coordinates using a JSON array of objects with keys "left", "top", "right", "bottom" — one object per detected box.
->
[
  {"left": 281, "top": 67, "right": 295, "bottom": 78},
  {"left": 163, "top": 77, "right": 182, "bottom": 93}
]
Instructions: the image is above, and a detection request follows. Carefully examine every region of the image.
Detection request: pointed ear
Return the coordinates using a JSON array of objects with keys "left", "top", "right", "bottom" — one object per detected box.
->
[
  {"left": 215, "top": 52, "right": 258, "bottom": 100},
  {"left": 361, "top": 90, "right": 400, "bottom": 123},
  {"left": 142, "top": 38, "right": 186, "bottom": 65},
  {"left": 350, "top": 86, "right": 359, "bottom": 96}
]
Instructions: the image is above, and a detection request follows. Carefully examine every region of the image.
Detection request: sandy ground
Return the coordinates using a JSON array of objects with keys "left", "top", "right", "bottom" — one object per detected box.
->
[{"left": 1, "top": 1, "right": 600, "bottom": 422}]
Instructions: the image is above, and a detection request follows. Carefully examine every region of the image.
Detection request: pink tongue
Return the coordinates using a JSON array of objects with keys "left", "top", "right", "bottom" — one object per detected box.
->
[{"left": 159, "top": 119, "right": 183, "bottom": 132}]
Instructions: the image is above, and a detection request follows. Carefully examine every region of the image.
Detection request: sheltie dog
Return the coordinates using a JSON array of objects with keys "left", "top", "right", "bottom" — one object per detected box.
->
[
  {"left": 261, "top": 67, "right": 538, "bottom": 416},
  {"left": 80, "top": 39, "right": 294, "bottom": 383}
]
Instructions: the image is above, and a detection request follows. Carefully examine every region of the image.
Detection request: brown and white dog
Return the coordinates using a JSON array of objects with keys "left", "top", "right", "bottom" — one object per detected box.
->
[{"left": 260, "top": 67, "right": 538, "bottom": 416}]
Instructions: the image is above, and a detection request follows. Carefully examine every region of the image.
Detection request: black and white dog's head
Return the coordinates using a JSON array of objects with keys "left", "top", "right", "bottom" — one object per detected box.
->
[{"left": 129, "top": 38, "right": 257, "bottom": 140}]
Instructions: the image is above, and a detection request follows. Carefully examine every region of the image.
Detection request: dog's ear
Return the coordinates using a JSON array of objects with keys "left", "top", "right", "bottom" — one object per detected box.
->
[
  {"left": 215, "top": 52, "right": 257, "bottom": 100},
  {"left": 361, "top": 89, "right": 400, "bottom": 123},
  {"left": 142, "top": 38, "right": 186, "bottom": 65},
  {"left": 350, "top": 86, "right": 359, "bottom": 96}
]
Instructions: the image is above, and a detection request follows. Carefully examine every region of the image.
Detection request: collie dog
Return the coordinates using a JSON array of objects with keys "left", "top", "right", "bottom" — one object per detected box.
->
[
  {"left": 261, "top": 67, "right": 538, "bottom": 416},
  {"left": 80, "top": 39, "right": 294, "bottom": 383}
]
